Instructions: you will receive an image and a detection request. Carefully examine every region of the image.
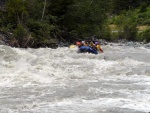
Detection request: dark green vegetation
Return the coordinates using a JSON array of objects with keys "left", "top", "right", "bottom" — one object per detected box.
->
[
  {"left": 0, "top": 0, "right": 150, "bottom": 48},
  {"left": 110, "top": 0, "right": 150, "bottom": 42}
]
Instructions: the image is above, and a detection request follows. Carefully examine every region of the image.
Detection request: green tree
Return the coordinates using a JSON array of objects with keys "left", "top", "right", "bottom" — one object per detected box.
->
[
  {"left": 5, "top": 0, "right": 28, "bottom": 26},
  {"left": 63, "top": 0, "right": 111, "bottom": 38},
  {"left": 47, "top": 0, "right": 74, "bottom": 37},
  {"left": 0, "top": 0, "right": 113, "bottom": 47},
  {"left": 114, "top": 10, "right": 138, "bottom": 40},
  {"left": 138, "top": 28, "right": 150, "bottom": 42},
  {"left": 112, "top": 0, "right": 150, "bottom": 14},
  {"left": 27, "top": 0, "right": 46, "bottom": 20}
]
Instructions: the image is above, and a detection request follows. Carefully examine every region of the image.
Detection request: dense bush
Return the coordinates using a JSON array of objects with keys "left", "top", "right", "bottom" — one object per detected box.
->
[
  {"left": 99, "top": 24, "right": 111, "bottom": 41},
  {"left": 142, "top": 19, "right": 150, "bottom": 25},
  {"left": 138, "top": 28, "right": 150, "bottom": 42},
  {"left": 109, "top": 5, "right": 150, "bottom": 42},
  {"left": 13, "top": 24, "right": 27, "bottom": 40},
  {"left": 111, "top": 32, "right": 120, "bottom": 42},
  {"left": 1, "top": 0, "right": 150, "bottom": 47},
  {"left": 123, "top": 24, "right": 138, "bottom": 41},
  {"left": 0, "top": 0, "right": 112, "bottom": 47}
]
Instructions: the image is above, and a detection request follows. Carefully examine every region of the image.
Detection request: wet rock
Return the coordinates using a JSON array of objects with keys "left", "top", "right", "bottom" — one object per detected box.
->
[
  {"left": 0, "top": 40, "right": 6, "bottom": 45},
  {"left": 58, "top": 41, "right": 69, "bottom": 47},
  {"left": 126, "top": 41, "right": 135, "bottom": 46},
  {"left": 134, "top": 42, "right": 142, "bottom": 47},
  {"left": 144, "top": 43, "right": 150, "bottom": 49}
]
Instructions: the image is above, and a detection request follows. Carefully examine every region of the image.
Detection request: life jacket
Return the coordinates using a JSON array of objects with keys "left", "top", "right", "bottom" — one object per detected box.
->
[
  {"left": 96, "top": 45, "right": 101, "bottom": 49},
  {"left": 84, "top": 43, "right": 88, "bottom": 46},
  {"left": 96, "top": 44, "right": 103, "bottom": 52},
  {"left": 90, "top": 43, "right": 97, "bottom": 50}
]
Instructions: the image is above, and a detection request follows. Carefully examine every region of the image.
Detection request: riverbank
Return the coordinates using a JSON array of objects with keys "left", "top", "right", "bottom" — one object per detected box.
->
[{"left": 1, "top": 29, "right": 150, "bottom": 49}]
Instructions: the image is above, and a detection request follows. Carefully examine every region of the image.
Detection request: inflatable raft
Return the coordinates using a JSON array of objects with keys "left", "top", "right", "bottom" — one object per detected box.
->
[{"left": 78, "top": 46, "right": 98, "bottom": 54}]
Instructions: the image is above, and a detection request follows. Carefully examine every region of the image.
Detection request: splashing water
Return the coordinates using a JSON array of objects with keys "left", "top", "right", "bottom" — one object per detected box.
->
[{"left": 0, "top": 44, "right": 150, "bottom": 113}]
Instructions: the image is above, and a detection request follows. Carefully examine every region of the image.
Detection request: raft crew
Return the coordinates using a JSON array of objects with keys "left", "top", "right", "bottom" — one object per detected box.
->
[{"left": 75, "top": 41, "right": 104, "bottom": 54}]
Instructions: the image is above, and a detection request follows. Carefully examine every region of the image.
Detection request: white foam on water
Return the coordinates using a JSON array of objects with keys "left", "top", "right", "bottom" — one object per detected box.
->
[
  {"left": 10, "top": 97, "right": 150, "bottom": 113},
  {"left": 0, "top": 45, "right": 150, "bottom": 113}
]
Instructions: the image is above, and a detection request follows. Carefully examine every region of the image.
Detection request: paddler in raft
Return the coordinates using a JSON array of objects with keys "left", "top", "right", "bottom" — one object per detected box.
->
[
  {"left": 94, "top": 41, "right": 104, "bottom": 53},
  {"left": 76, "top": 41, "right": 98, "bottom": 54}
]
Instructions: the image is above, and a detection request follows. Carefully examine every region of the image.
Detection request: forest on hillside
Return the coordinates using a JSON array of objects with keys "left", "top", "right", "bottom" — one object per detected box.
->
[{"left": 0, "top": 0, "right": 150, "bottom": 48}]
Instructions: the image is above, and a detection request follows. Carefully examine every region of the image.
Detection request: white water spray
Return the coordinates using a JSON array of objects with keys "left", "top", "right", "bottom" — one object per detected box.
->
[{"left": 0, "top": 44, "right": 150, "bottom": 113}]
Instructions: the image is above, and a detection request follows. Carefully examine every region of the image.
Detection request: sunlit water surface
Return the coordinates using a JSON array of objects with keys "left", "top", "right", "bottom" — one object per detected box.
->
[{"left": 0, "top": 44, "right": 150, "bottom": 113}]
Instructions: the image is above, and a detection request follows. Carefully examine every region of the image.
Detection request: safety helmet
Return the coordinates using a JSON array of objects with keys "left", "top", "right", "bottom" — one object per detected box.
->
[
  {"left": 81, "top": 41, "right": 85, "bottom": 44},
  {"left": 76, "top": 42, "right": 82, "bottom": 46},
  {"left": 95, "top": 42, "right": 99, "bottom": 45}
]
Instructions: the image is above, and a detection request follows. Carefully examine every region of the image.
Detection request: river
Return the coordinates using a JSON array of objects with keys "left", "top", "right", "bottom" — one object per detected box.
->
[{"left": 0, "top": 44, "right": 150, "bottom": 113}]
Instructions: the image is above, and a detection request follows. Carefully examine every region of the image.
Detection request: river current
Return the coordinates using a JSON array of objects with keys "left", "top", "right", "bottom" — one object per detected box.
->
[{"left": 0, "top": 44, "right": 150, "bottom": 113}]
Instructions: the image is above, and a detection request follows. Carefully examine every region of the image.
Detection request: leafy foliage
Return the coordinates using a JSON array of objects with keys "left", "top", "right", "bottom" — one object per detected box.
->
[
  {"left": 138, "top": 29, "right": 150, "bottom": 42},
  {"left": 111, "top": 0, "right": 150, "bottom": 14},
  {"left": 111, "top": 10, "right": 138, "bottom": 41},
  {"left": 64, "top": 0, "right": 110, "bottom": 38},
  {"left": 5, "top": 0, "right": 28, "bottom": 25},
  {"left": 0, "top": 0, "right": 150, "bottom": 47}
]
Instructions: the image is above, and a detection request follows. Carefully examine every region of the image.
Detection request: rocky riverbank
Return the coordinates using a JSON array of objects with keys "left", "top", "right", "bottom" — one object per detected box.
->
[{"left": 1, "top": 31, "right": 150, "bottom": 49}]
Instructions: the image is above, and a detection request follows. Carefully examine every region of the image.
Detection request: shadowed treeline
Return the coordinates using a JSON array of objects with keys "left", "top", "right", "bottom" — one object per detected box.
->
[{"left": 0, "top": 0, "right": 150, "bottom": 48}]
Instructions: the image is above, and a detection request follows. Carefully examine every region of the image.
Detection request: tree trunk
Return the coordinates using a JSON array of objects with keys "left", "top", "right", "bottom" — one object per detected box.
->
[{"left": 41, "top": 0, "right": 47, "bottom": 21}]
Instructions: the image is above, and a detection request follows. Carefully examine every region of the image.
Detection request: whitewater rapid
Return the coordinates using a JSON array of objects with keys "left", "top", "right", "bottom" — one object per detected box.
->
[{"left": 0, "top": 44, "right": 150, "bottom": 113}]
